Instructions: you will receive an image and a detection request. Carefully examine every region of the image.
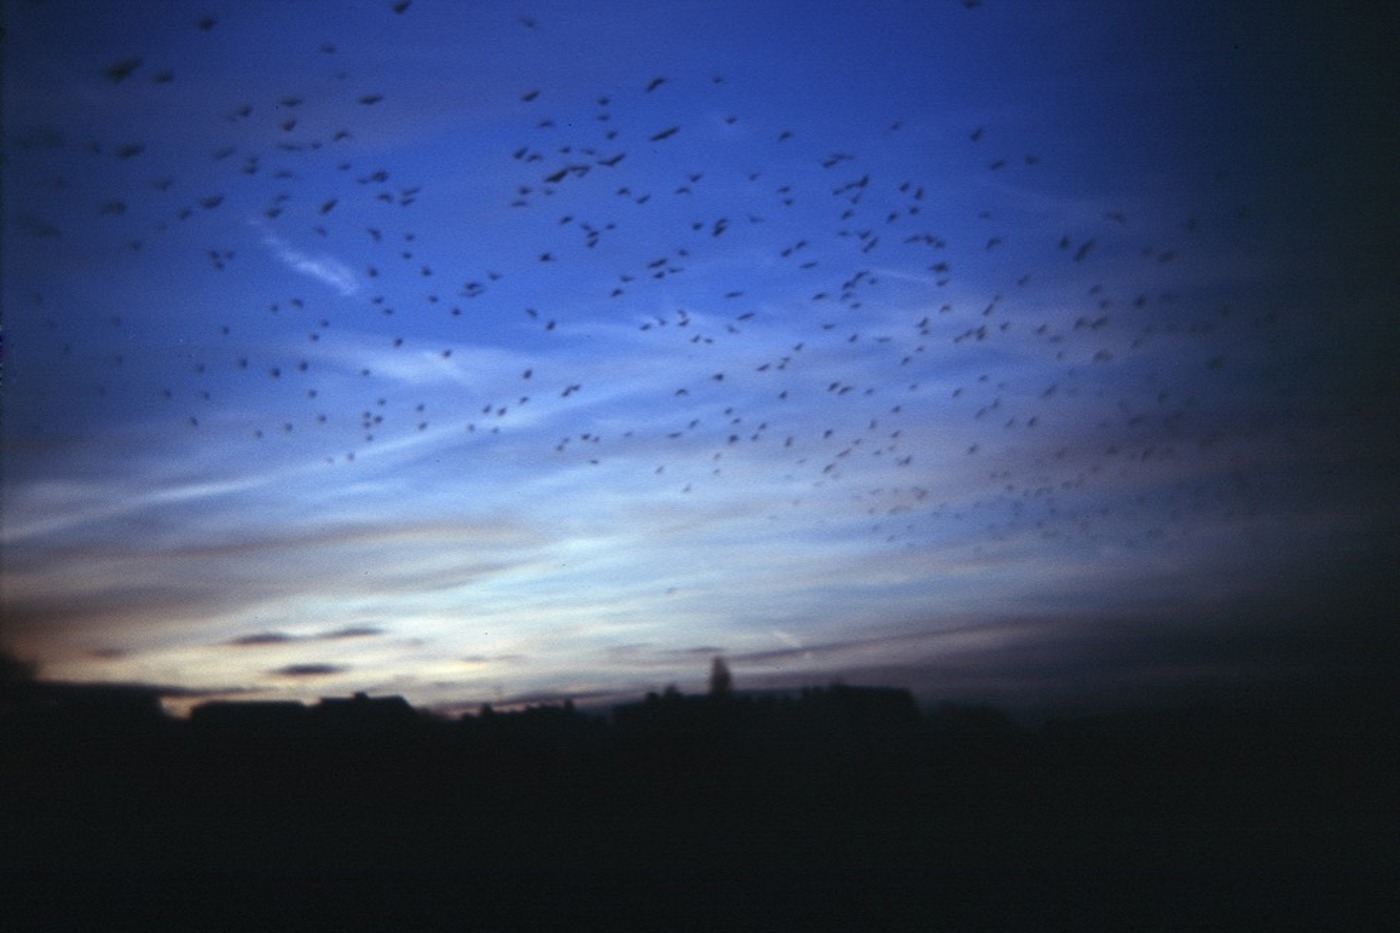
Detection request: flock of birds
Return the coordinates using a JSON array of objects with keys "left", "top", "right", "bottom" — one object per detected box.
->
[{"left": 12, "top": 3, "right": 1275, "bottom": 554}]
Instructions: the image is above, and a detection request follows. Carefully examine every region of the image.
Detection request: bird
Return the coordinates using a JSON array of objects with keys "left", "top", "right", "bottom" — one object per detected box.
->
[{"left": 104, "top": 58, "right": 142, "bottom": 83}]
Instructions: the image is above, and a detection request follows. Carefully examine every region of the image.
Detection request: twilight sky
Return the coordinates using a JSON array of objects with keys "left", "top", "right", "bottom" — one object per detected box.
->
[{"left": 3, "top": 0, "right": 1396, "bottom": 715}]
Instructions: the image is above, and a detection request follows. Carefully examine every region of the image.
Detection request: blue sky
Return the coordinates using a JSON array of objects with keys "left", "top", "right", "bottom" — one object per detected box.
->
[{"left": 3, "top": 0, "right": 1395, "bottom": 714}]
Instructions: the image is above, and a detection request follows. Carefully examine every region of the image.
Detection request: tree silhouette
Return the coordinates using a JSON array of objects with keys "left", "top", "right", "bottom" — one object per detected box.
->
[
  {"left": 708, "top": 656, "right": 732, "bottom": 699},
  {"left": 0, "top": 650, "right": 38, "bottom": 690}
]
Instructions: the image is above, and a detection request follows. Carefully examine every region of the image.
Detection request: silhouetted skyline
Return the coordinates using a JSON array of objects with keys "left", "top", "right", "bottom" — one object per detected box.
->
[{"left": 4, "top": 655, "right": 1395, "bottom": 928}]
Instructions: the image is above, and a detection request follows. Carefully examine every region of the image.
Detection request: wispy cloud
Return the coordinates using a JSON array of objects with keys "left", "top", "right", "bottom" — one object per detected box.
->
[
  {"left": 227, "top": 632, "right": 298, "bottom": 647},
  {"left": 257, "top": 225, "right": 358, "bottom": 296},
  {"left": 270, "top": 663, "right": 347, "bottom": 678},
  {"left": 322, "top": 625, "right": 387, "bottom": 640},
  {"left": 225, "top": 626, "right": 388, "bottom": 647}
]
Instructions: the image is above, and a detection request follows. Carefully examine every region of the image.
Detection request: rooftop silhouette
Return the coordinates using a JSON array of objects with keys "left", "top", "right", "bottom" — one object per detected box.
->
[{"left": 3, "top": 655, "right": 1395, "bottom": 929}]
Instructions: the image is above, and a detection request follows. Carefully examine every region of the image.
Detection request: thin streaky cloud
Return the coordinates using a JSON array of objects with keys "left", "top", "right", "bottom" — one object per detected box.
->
[
  {"left": 257, "top": 225, "right": 359, "bottom": 297},
  {"left": 269, "top": 663, "right": 347, "bottom": 678}
]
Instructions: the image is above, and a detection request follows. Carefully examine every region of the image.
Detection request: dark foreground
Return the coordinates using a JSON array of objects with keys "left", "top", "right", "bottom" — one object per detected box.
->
[{"left": 3, "top": 683, "right": 1397, "bottom": 931}]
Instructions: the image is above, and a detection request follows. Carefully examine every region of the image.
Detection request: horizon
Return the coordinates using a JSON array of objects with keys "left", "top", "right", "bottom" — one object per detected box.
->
[{"left": 3, "top": 1, "right": 1396, "bottom": 718}]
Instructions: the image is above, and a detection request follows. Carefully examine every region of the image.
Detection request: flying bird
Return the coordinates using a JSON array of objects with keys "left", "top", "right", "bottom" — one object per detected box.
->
[{"left": 104, "top": 57, "right": 142, "bottom": 83}]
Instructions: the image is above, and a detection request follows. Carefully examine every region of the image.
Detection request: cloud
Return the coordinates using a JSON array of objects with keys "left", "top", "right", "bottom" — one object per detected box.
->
[
  {"left": 258, "top": 226, "right": 358, "bottom": 296},
  {"left": 39, "top": 678, "right": 256, "bottom": 700},
  {"left": 320, "top": 625, "right": 387, "bottom": 640},
  {"left": 269, "top": 663, "right": 346, "bottom": 678},
  {"left": 223, "top": 626, "right": 382, "bottom": 648},
  {"left": 605, "top": 643, "right": 728, "bottom": 665},
  {"left": 227, "top": 631, "right": 297, "bottom": 646}
]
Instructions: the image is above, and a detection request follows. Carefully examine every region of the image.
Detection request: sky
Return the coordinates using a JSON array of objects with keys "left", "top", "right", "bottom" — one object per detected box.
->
[{"left": 3, "top": 0, "right": 1396, "bottom": 716}]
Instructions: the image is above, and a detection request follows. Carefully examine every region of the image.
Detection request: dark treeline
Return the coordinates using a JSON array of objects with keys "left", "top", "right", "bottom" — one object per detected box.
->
[{"left": 2, "top": 668, "right": 1396, "bottom": 930}]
